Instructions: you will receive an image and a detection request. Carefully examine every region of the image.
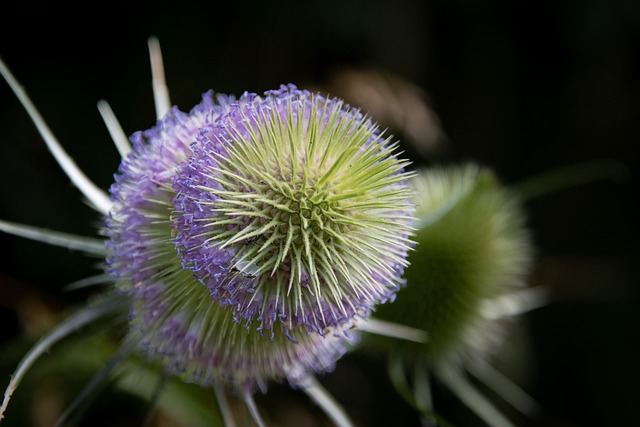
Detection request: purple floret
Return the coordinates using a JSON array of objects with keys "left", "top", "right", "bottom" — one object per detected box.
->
[{"left": 104, "top": 91, "right": 235, "bottom": 292}]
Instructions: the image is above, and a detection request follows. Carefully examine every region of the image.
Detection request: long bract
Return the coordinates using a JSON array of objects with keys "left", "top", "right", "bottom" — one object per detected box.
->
[{"left": 0, "top": 56, "right": 112, "bottom": 214}]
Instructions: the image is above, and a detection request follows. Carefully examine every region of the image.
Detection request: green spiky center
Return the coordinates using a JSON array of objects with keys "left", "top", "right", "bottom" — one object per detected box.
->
[{"left": 192, "top": 97, "right": 414, "bottom": 322}]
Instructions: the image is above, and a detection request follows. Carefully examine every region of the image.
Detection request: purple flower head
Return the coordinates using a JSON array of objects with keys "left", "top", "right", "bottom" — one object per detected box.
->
[
  {"left": 104, "top": 86, "right": 406, "bottom": 392},
  {"left": 172, "top": 84, "right": 415, "bottom": 335}
]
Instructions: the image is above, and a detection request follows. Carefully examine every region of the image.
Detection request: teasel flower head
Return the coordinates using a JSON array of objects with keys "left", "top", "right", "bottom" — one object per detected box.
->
[
  {"left": 392, "top": 164, "right": 533, "bottom": 368},
  {"left": 102, "top": 83, "right": 414, "bottom": 393},
  {"left": 367, "top": 163, "right": 545, "bottom": 426},
  {"left": 0, "top": 39, "right": 416, "bottom": 427},
  {"left": 103, "top": 85, "right": 415, "bottom": 392},
  {"left": 171, "top": 85, "right": 415, "bottom": 335}
]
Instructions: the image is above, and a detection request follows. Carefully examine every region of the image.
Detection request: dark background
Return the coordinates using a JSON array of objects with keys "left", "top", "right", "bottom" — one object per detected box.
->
[{"left": 0, "top": 1, "right": 638, "bottom": 426}]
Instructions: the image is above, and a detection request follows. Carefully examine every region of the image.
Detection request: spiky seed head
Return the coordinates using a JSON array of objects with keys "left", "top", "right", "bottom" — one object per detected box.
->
[
  {"left": 173, "top": 85, "right": 415, "bottom": 334},
  {"left": 372, "top": 164, "right": 533, "bottom": 369},
  {"left": 104, "top": 85, "right": 413, "bottom": 391}
]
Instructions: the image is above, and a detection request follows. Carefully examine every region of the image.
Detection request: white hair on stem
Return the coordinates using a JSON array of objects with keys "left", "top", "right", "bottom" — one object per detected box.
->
[{"left": 0, "top": 56, "right": 112, "bottom": 214}]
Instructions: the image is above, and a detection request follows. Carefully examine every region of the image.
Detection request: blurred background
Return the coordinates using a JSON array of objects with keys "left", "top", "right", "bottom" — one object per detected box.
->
[{"left": 0, "top": 1, "right": 638, "bottom": 426}]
